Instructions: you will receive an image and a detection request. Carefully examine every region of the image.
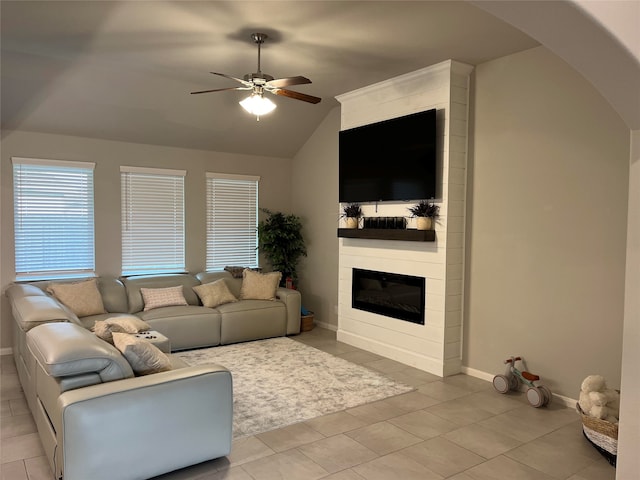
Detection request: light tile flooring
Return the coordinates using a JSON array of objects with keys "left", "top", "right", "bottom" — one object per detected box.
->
[{"left": 1, "top": 327, "right": 615, "bottom": 480}]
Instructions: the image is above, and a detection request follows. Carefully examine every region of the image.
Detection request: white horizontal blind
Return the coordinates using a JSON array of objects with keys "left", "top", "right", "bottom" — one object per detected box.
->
[
  {"left": 13, "top": 157, "right": 96, "bottom": 281},
  {"left": 121, "top": 167, "right": 186, "bottom": 275},
  {"left": 206, "top": 173, "right": 259, "bottom": 271}
]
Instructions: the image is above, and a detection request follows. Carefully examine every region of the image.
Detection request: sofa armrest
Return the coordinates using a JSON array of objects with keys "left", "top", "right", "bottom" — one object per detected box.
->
[
  {"left": 57, "top": 365, "right": 233, "bottom": 480},
  {"left": 276, "top": 287, "right": 301, "bottom": 335},
  {"left": 27, "top": 322, "right": 133, "bottom": 382},
  {"left": 7, "top": 286, "right": 79, "bottom": 331}
]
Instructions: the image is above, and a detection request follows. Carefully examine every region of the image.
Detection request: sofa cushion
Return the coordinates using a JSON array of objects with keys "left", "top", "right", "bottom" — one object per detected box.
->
[
  {"left": 217, "top": 300, "right": 286, "bottom": 345},
  {"left": 240, "top": 270, "right": 282, "bottom": 301},
  {"left": 141, "top": 286, "right": 188, "bottom": 311},
  {"left": 96, "top": 277, "right": 129, "bottom": 313},
  {"left": 137, "top": 306, "right": 222, "bottom": 351},
  {"left": 112, "top": 333, "right": 172, "bottom": 376},
  {"left": 47, "top": 279, "right": 107, "bottom": 317},
  {"left": 193, "top": 280, "right": 237, "bottom": 308}
]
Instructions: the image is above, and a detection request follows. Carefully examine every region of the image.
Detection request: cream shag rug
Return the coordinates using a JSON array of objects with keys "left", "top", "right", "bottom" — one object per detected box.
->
[{"left": 176, "top": 337, "right": 413, "bottom": 438}]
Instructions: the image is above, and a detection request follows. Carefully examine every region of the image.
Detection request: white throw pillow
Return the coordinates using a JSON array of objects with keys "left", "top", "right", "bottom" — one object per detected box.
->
[
  {"left": 47, "top": 279, "right": 106, "bottom": 317},
  {"left": 93, "top": 316, "right": 151, "bottom": 343},
  {"left": 112, "top": 332, "right": 172, "bottom": 376},
  {"left": 193, "top": 280, "right": 238, "bottom": 308},
  {"left": 140, "top": 286, "right": 188, "bottom": 311},
  {"left": 240, "top": 270, "right": 282, "bottom": 301},
  {"left": 105, "top": 316, "right": 151, "bottom": 333}
]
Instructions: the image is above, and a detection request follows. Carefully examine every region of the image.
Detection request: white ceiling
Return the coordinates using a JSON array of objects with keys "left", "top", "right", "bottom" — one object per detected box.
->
[{"left": 1, "top": 1, "right": 540, "bottom": 158}]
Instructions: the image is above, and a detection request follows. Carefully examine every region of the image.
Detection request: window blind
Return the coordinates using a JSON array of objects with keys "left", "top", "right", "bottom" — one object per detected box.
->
[
  {"left": 206, "top": 173, "right": 259, "bottom": 271},
  {"left": 121, "top": 166, "right": 186, "bottom": 276},
  {"left": 13, "top": 157, "right": 96, "bottom": 281}
]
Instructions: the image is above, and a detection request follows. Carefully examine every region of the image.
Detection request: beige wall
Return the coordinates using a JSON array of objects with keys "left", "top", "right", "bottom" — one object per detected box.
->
[
  {"left": 291, "top": 107, "right": 341, "bottom": 329},
  {"left": 0, "top": 131, "right": 292, "bottom": 349},
  {"left": 617, "top": 129, "right": 639, "bottom": 476},
  {"left": 464, "top": 46, "right": 629, "bottom": 397}
]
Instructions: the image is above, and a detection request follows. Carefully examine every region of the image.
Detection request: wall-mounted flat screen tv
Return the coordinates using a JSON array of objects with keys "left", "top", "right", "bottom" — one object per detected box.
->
[{"left": 339, "top": 109, "right": 437, "bottom": 203}]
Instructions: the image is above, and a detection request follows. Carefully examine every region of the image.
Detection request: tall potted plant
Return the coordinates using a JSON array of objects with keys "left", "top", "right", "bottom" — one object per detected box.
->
[
  {"left": 408, "top": 201, "right": 439, "bottom": 230},
  {"left": 258, "top": 209, "right": 307, "bottom": 286}
]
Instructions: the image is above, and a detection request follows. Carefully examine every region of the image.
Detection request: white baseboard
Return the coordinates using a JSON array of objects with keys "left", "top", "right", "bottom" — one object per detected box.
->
[
  {"left": 0, "top": 347, "right": 13, "bottom": 356},
  {"left": 461, "top": 365, "right": 577, "bottom": 408},
  {"left": 461, "top": 366, "right": 495, "bottom": 382},
  {"left": 314, "top": 320, "right": 337, "bottom": 332}
]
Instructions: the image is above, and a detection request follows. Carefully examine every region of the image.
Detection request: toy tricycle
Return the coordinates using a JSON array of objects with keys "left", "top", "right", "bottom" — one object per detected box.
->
[{"left": 493, "top": 356, "right": 552, "bottom": 407}]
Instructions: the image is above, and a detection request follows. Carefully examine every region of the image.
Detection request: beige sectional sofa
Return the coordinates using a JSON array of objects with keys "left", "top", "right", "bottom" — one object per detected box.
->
[{"left": 6, "top": 271, "right": 301, "bottom": 480}]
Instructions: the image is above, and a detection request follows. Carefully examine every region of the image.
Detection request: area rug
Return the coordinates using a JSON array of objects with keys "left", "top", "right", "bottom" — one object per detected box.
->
[{"left": 176, "top": 337, "right": 414, "bottom": 438}]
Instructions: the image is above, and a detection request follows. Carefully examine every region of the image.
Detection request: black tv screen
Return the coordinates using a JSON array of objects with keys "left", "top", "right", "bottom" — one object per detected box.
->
[{"left": 339, "top": 109, "right": 437, "bottom": 203}]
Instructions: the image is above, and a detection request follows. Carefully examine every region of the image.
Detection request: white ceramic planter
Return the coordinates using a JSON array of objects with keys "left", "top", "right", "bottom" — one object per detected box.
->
[
  {"left": 416, "top": 217, "right": 432, "bottom": 231},
  {"left": 345, "top": 217, "right": 359, "bottom": 229}
]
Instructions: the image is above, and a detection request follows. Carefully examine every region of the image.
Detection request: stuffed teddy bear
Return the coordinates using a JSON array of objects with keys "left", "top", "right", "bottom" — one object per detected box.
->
[{"left": 579, "top": 374, "right": 620, "bottom": 423}]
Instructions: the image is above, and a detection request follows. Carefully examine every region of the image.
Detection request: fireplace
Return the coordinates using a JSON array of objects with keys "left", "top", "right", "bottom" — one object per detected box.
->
[{"left": 352, "top": 268, "right": 425, "bottom": 325}]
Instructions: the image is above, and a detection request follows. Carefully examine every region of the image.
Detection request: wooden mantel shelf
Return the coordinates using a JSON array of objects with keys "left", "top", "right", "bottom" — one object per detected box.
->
[{"left": 337, "top": 228, "right": 435, "bottom": 242}]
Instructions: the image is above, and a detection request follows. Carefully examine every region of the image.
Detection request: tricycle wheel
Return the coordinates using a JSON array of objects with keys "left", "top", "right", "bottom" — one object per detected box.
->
[
  {"left": 508, "top": 374, "right": 520, "bottom": 391},
  {"left": 539, "top": 385, "right": 552, "bottom": 406},
  {"left": 526, "top": 386, "right": 545, "bottom": 407},
  {"left": 493, "top": 374, "right": 510, "bottom": 394}
]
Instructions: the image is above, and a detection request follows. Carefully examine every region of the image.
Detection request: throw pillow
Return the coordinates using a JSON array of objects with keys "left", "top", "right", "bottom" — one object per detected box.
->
[
  {"left": 112, "top": 332, "right": 172, "bottom": 376},
  {"left": 193, "top": 280, "right": 238, "bottom": 308},
  {"left": 140, "top": 286, "right": 188, "bottom": 311},
  {"left": 93, "top": 320, "right": 119, "bottom": 344},
  {"left": 224, "top": 266, "right": 246, "bottom": 279},
  {"left": 224, "top": 266, "right": 263, "bottom": 278},
  {"left": 47, "top": 278, "right": 106, "bottom": 317},
  {"left": 93, "top": 316, "right": 151, "bottom": 343},
  {"left": 105, "top": 316, "right": 151, "bottom": 333},
  {"left": 240, "top": 270, "right": 282, "bottom": 301}
]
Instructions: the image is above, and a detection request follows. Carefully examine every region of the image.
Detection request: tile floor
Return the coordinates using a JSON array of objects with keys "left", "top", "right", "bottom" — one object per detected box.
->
[{"left": 1, "top": 327, "right": 616, "bottom": 480}]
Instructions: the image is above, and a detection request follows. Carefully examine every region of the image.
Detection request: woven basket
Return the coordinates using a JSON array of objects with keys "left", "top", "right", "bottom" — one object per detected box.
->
[{"left": 576, "top": 402, "right": 618, "bottom": 466}]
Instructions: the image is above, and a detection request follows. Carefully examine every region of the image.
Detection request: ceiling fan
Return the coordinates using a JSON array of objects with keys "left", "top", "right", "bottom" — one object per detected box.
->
[{"left": 191, "top": 32, "right": 321, "bottom": 119}]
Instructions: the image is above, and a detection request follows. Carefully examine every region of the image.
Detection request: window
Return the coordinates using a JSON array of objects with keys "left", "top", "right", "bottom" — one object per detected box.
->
[
  {"left": 12, "top": 157, "right": 96, "bottom": 281},
  {"left": 206, "top": 173, "right": 259, "bottom": 271},
  {"left": 121, "top": 166, "right": 186, "bottom": 276}
]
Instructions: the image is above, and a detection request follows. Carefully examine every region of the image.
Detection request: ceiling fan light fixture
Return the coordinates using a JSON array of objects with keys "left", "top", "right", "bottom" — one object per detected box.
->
[{"left": 239, "top": 93, "right": 276, "bottom": 119}]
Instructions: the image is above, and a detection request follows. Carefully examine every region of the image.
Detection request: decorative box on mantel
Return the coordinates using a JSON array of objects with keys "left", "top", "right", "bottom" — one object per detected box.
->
[{"left": 336, "top": 59, "right": 472, "bottom": 377}]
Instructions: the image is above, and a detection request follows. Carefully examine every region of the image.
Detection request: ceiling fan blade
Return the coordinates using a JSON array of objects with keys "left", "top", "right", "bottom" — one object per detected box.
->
[
  {"left": 266, "top": 76, "right": 312, "bottom": 88},
  {"left": 191, "top": 86, "right": 251, "bottom": 95},
  {"left": 210, "top": 72, "right": 253, "bottom": 87},
  {"left": 272, "top": 88, "right": 322, "bottom": 104}
]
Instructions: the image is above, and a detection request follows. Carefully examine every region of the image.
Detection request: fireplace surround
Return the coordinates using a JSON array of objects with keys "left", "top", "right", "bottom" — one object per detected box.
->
[{"left": 336, "top": 60, "right": 472, "bottom": 377}]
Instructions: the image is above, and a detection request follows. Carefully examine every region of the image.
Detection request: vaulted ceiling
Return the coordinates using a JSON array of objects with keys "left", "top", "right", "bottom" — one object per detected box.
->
[{"left": 2, "top": 1, "right": 542, "bottom": 158}]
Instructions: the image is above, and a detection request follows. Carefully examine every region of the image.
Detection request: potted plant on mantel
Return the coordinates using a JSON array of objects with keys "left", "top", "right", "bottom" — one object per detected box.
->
[
  {"left": 408, "top": 201, "right": 439, "bottom": 231},
  {"left": 341, "top": 203, "right": 363, "bottom": 229},
  {"left": 258, "top": 209, "right": 307, "bottom": 287}
]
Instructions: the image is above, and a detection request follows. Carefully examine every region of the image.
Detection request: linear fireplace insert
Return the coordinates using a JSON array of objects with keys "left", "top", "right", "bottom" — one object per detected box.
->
[{"left": 352, "top": 268, "right": 425, "bottom": 325}]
